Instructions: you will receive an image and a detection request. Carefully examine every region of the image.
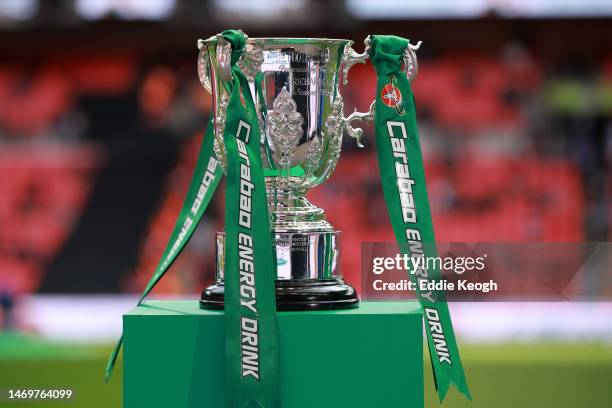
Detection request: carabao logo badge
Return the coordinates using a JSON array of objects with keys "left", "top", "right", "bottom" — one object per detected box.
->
[{"left": 380, "top": 82, "right": 404, "bottom": 114}]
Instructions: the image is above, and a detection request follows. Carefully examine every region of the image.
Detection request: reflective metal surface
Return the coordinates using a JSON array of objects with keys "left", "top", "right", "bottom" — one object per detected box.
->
[
  {"left": 198, "top": 36, "right": 420, "bottom": 233},
  {"left": 215, "top": 231, "right": 340, "bottom": 281},
  {"left": 198, "top": 35, "right": 419, "bottom": 308},
  {"left": 201, "top": 37, "right": 351, "bottom": 232}
]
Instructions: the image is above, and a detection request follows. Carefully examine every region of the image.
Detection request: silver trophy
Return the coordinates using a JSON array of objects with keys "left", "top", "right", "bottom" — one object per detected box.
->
[{"left": 197, "top": 34, "right": 419, "bottom": 310}]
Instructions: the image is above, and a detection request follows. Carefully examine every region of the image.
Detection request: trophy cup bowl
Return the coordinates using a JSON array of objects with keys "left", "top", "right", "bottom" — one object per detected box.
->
[{"left": 196, "top": 34, "right": 418, "bottom": 310}]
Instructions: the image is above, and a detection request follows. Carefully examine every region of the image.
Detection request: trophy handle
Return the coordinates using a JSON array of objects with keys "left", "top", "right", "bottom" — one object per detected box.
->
[
  {"left": 197, "top": 39, "right": 212, "bottom": 93},
  {"left": 342, "top": 37, "right": 421, "bottom": 147},
  {"left": 197, "top": 35, "right": 238, "bottom": 169},
  {"left": 197, "top": 35, "right": 234, "bottom": 94}
]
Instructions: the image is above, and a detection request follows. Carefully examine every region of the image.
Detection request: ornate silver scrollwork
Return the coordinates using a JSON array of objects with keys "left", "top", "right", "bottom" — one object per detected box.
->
[
  {"left": 404, "top": 41, "right": 422, "bottom": 83},
  {"left": 302, "top": 134, "right": 323, "bottom": 176},
  {"left": 197, "top": 40, "right": 212, "bottom": 93},
  {"left": 321, "top": 95, "right": 345, "bottom": 176},
  {"left": 199, "top": 31, "right": 259, "bottom": 93},
  {"left": 266, "top": 87, "right": 304, "bottom": 171},
  {"left": 298, "top": 93, "right": 345, "bottom": 190},
  {"left": 238, "top": 41, "right": 264, "bottom": 82},
  {"left": 215, "top": 35, "right": 232, "bottom": 83},
  {"left": 213, "top": 93, "right": 229, "bottom": 170},
  {"left": 342, "top": 36, "right": 371, "bottom": 85},
  {"left": 345, "top": 101, "right": 375, "bottom": 148}
]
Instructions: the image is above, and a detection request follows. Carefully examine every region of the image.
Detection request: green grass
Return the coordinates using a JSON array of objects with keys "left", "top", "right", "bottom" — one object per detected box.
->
[
  {"left": 0, "top": 335, "right": 611, "bottom": 407},
  {"left": 0, "top": 334, "right": 122, "bottom": 407},
  {"left": 425, "top": 343, "right": 612, "bottom": 408}
]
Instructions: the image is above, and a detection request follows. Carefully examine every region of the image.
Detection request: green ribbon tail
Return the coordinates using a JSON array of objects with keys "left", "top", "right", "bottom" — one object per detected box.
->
[
  {"left": 104, "top": 116, "right": 223, "bottom": 382},
  {"left": 220, "top": 30, "right": 280, "bottom": 408},
  {"left": 369, "top": 35, "right": 471, "bottom": 402}
]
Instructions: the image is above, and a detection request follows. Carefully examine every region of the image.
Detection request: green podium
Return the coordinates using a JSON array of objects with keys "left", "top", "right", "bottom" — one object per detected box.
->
[{"left": 123, "top": 301, "right": 423, "bottom": 407}]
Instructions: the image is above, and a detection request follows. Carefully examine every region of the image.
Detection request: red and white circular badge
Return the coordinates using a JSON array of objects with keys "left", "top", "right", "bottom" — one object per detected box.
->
[{"left": 380, "top": 83, "right": 402, "bottom": 108}]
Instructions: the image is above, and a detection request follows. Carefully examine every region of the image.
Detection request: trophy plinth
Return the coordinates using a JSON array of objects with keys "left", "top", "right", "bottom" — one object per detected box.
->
[
  {"left": 124, "top": 300, "right": 424, "bottom": 407},
  {"left": 197, "top": 37, "right": 367, "bottom": 310},
  {"left": 201, "top": 277, "right": 358, "bottom": 311}
]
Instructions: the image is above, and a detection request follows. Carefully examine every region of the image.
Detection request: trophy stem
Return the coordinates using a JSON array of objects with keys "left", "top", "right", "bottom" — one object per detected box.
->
[{"left": 265, "top": 179, "right": 334, "bottom": 233}]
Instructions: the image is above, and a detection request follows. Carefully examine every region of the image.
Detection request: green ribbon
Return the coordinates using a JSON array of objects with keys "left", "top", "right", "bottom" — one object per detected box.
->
[
  {"left": 220, "top": 30, "right": 280, "bottom": 408},
  {"left": 105, "top": 29, "right": 279, "bottom": 407},
  {"left": 105, "top": 115, "right": 223, "bottom": 381},
  {"left": 370, "top": 35, "right": 471, "bottom": 402}
]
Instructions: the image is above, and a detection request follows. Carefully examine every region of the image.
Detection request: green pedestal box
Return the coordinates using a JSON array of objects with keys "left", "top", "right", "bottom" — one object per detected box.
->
[{"left": 123, "top": 301, "right": 423, "bottom": 407}]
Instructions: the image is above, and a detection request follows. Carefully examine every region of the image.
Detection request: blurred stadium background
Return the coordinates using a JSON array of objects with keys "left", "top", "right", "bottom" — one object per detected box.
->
[{"left": 0, "top": 0, "right": 611, "bottom": 407}]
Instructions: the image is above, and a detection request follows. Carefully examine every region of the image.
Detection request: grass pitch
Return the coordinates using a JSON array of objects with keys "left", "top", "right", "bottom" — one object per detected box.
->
[{"left": 0, "top": 334, "right": 611, "bottom": 407}]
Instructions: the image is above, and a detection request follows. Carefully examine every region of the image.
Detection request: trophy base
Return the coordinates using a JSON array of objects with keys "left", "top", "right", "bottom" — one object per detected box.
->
[{"left": 199, "top": 278, "right": 359, "bottom": 311}]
